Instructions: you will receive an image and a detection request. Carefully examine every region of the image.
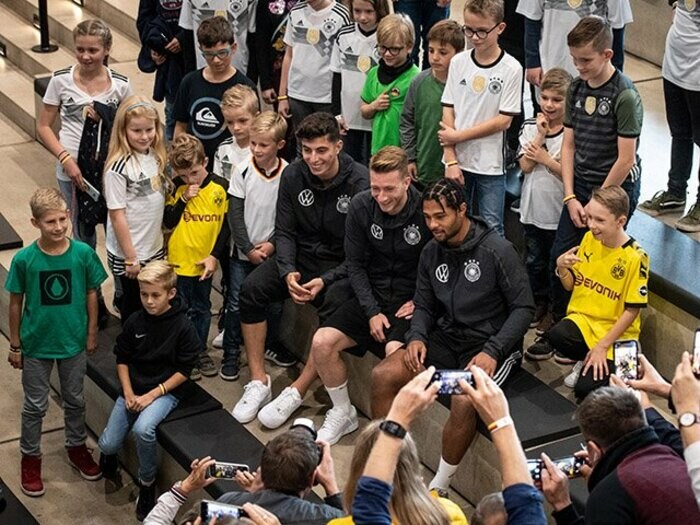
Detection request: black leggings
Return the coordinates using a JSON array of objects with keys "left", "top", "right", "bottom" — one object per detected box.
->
[{"left": 545, "top": 318, "right": 612, "bottom": 400}]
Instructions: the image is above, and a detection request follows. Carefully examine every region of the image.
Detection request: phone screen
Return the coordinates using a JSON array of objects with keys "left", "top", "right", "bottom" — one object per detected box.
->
[
  {"left": 692, "top": 329, "right": 700, "bottom": 377},
  {"left": 429, "top": 370, "right": 474, "bottom": 395},
  {"left": 527, "top": 459, "right": 543, "bottom": 481},
  {"left": 614, "top": 340, "right": 639, "bottom": 381},
  {"left": 200, "top": 500, "right": 245, "bottom": 521},
  {"left": 553, "top": 456, "right": 585, "bottom": 479},
  {"left": 207, "top": 462, "right": 249, "bottom": 479}
]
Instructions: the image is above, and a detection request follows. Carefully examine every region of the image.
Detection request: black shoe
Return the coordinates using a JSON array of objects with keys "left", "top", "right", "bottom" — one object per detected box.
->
[
  {"left": 264, "top": 347, "right": 297, "bottom": 367},
  {"left": 524, "top": 338, "right": 555, "bottom": 361},
  {"left": 529, "top": 302, "right": 549, "bottom": 329},
  {"left": 99, "top": 453, "right": 119, "bottom": 480},
  {"left": 136, "top": 481, "right": 156, "bottom": 522}
]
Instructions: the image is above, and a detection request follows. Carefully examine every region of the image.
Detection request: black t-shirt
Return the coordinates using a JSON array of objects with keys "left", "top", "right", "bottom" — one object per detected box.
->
[{"left": 173, "top": 68, "right": 256, "bottom": 169}]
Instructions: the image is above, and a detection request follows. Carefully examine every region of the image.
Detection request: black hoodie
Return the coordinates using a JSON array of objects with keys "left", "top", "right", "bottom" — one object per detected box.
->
[
  {"left": 114, "top": 296, "right": 201, "bottom": 398},
  {"left": 406, "top": 217, "right": 534, "bottom": 363},
  {"left": 344, "top": 186, "right": 429, "bottom": 318},
  {"left": 275, "top": 152, "right": 369, "bottom": 284}
]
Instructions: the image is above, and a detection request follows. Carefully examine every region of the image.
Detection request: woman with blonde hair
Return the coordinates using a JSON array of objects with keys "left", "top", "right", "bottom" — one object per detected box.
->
[{"left": 330, "top": 420, "right": 467, "bottom": 525}]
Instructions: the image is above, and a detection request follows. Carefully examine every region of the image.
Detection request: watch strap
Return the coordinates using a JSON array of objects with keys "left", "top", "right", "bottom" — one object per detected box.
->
[{"left": 379, "top": 419, "right": 407, "bottom": 439}]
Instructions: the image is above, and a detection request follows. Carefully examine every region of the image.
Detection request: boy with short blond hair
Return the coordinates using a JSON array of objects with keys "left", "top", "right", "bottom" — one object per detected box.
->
[
  {"left": 517, "top": 67, "right": 571, "bottom": 330},
  {"left": 164, "top": 133, "right": 230, "bottom": 379},
  {"left": 213, "top": 84, "right": 259, "bottom": 180},
  {"left": 360, "top": 14, "right": 420, "bottom": 155},
  {"left": 6, "top": 187, "right": 108, "bottom": 497},
  {"left": 400, "top": 19, "right": 465, "bottom": 189},
  {"left": 220, "top": 111, "right": 289, "bottom": 380},
  {"left": 440, "top": 0, "right": 523, "bottom": 236},
  {"left": 548, "top": 16, "right": 643, "bottom": 322},
  {"left": 98, "top": 260, "right": 200, "bottom": 520}
]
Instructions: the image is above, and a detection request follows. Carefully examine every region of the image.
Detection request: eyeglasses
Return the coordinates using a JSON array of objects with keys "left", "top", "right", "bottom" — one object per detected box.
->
[
  {"left": 200, "top": 46, "right": 231, "bottom": 60},
  {"left": 376, "top": 44, "right": 404, "bottom": 57},
  {"left": 461, "top": 23, "right": 500, "bottom": 40}
]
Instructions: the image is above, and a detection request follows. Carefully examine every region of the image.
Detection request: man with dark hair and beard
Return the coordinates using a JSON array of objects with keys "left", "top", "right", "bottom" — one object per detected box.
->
[{"left": 371, "top": 177, "right": 534, "bottom": 492}]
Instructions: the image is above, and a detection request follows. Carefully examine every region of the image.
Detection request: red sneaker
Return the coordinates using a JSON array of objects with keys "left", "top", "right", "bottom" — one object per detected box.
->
[
  {"left": 21, "top": 455, "right": 45, "bottom": 497},
  {"left": 67, "top": 444, "right": 102, "bottom": 481}
]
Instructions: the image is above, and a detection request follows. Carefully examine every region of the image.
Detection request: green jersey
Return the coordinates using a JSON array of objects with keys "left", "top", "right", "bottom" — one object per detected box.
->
[
  {"left": 5, "top": 239, "right": 107, "bottom": 359},
  {"left": 361, "top": 63, "right": 419, "bottom": 155}
]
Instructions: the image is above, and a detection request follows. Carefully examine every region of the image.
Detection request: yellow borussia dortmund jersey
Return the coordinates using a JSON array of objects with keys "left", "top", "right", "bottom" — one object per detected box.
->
[
  {"left": 566, "top": 231, "right": 649, "bottom": 359},
  {"left": 167, "top": 177, "right": 228, "bottom": 276}
]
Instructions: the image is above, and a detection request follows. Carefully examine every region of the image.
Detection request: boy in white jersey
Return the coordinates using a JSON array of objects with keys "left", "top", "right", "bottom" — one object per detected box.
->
[
  {"left": 277, "top": 0, "right": 351, "bottom": 134},
  {"left": 220, "top": 112, "right": 288, "bottom": 380},
  {"left": 516, "top": 0, "right": 632, "bottom": 85},
  {"left": 179, "top": 0, "right": 257, "bottom": 75},
  {"left": 439, "top": 0, "right": 523, "bottom": 236},
  {"left": 213, "top": 84, "right": 259, "bottom": 180}
]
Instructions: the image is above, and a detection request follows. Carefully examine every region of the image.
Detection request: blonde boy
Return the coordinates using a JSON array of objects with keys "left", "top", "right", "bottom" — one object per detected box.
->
[
  {"left": 360, "top": 14, "right": 420, "bottom": 155},
  {"left": 439, "top": 0, "right": 523, "bottom": 236},
  {"left": 220, "top": 111, "right": 288, "bottom": 380},
  {"left": 213, "top": 84, "right": 260, "bottom": 180},
  {"left": 6, "top": 188, "right": 107, "bottom": 496},
  {"left": 164, "top": 134, "right": 230, "bottom": 378}
]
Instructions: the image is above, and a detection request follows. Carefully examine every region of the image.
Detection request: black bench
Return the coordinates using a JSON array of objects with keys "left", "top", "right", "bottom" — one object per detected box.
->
[
  {"left": 0, "top": 214, "right": 22, "bottom": 252},
  {"left": 0, "top": 478, "right": 40, "bottom": 525},
  {"left": 627, "top": 211, "right": 700, "bottom": 318}
]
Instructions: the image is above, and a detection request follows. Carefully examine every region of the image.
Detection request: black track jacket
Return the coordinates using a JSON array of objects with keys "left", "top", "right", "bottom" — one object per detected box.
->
[
  {"left": 344, "top": 186, "right": 429, "bottom": 317},
  {"left": 406, "top": 217, "right": 534, "bottom": 363}
]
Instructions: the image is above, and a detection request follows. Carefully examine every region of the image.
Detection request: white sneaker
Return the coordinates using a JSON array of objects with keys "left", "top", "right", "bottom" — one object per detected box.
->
[
  {"left": 258, "top": 387, "right": 303, "bottom": 429},
  {"left": 564, "top": 361, "right": 584, "bottom": 389},
  {"left": 213, "top": 330, "right": 225, "bottom": 349},
  {"left": 317, "top": 406, "right": 359, "bottom": 445},
  {"left": 232, "top": 376, "right": 272, "bottom": 423}
]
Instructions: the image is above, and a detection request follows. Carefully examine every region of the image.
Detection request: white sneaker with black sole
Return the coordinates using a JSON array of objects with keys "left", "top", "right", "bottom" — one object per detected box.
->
[{"left": 317, "top": 406, "right": 359, "bottom": 445}]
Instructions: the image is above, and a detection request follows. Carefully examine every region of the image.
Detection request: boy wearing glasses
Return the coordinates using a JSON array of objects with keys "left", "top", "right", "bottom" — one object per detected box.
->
[
  {"left": 360, "top": 14, "right": 420, "bottom": 155},
  {"left": 439, "top": 0, "right": 523, "bottom": 236},
  {"left": 173, "top": 16, "right": 256, "bottom": 170}
]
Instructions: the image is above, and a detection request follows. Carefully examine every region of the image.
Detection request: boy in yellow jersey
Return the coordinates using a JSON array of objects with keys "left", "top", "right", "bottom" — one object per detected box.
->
[
  {"left": 527, "top": 186, "right": 649, "bottom": 400},
  {"left": 164, "top": 133, "right": 230, "bottom": 379}
]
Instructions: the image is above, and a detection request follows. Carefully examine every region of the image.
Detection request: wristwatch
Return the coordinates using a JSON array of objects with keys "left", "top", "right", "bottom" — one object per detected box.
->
[
  {"left": 678, "top": 412, "right": 699, "bottom": 428},
  {"left": 379, "top": 420, "right": 407, "bottom": 439}
]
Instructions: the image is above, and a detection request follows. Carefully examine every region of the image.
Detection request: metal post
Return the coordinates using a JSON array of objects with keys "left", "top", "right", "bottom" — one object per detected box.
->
[{"left": 31, "top": 0, "right": 58, "bottom": 53}]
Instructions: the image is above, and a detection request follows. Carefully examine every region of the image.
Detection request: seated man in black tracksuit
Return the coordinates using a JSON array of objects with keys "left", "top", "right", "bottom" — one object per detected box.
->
[
  {"left": 372, "top": 178, "right": 534, "bottom": 492},
  {"left": 231, "top": 112, "right": 369, "bottom": 425},
  {"left": 263, "top": 146, "right": 430, "bottom": 444}
]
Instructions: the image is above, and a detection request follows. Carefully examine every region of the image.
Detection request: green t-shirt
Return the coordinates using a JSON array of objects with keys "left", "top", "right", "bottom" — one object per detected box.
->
[
  {"left": 361, "top": 63, "right": 420, "bottom": 155},
  {"left": 5, "top": 239, "right": 108, "bottom": 359}
]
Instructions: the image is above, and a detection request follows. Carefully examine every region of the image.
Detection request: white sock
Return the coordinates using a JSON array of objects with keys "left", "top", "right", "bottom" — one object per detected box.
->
[
  {"left": 429, "top": 457, "right": 459, "bottom": 490},
  {"left": 326, "top": 381, "right": 351, "bottom": 414}
]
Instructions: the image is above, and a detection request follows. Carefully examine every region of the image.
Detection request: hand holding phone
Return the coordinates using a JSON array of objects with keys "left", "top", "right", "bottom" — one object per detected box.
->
[
  {"left": 528, "top": 455, "right": 585, "bottom": 481},
  {"left": 206, "top": 461, "right": 250, "bottom": 480}
]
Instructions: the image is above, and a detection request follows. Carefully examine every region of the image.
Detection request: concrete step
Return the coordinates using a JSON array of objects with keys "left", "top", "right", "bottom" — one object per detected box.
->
[
  {"left": 83, "top": 0, "right": 139, "bottom": 43},
  {"left": 0, "top": 58, "right": 37, "bottom": 138},
  {"left": 0, "top": 4, "right": 75, "bottom": 77},
  {"left": 4, "top": 0, "right": 141, "bottom": 63}
]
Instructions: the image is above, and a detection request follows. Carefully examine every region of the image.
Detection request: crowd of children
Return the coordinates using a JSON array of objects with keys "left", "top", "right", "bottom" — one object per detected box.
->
[{"left": 10, "top": 0, "right": 699, "bottom": 520}]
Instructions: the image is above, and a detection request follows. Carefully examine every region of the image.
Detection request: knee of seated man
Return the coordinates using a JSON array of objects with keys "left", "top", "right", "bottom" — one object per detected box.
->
[
  {"left": 450, "top": 394, "right": 476, "bottom": 416},
  {"left": 131, "top": 418, "right": 158, "bottom": 442},
  {"left": 311, "top": 328, "right": 342, "bottom": 360},
  {"left": 371, "top": 351, "right": 405, "bottom": 388}
]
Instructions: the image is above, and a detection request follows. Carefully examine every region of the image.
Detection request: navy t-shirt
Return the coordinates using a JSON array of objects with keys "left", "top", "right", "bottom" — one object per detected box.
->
[{"left": 173, "top": 68, "right": 256, "bottom": 169}]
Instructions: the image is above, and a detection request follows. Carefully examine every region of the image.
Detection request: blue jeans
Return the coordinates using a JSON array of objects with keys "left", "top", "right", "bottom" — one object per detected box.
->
[
  {"left": 394, "top": 0, "right": 449, "bottom": 69},
  {"left": 222, "top": 258, "right": 282, "bottom": 365},
  {"left": 176, "top": 275, "right": 213, "bottom": 354},
  {"left": 98, "top": 394, "right": 178, "bottom": 484},
  {"left": 523, "top": 224, "right": 556, "bottom": 303},
  {"left": 550, "top": 174, "right": 641, "bottom": 319},
  {"left": 21, "top": 353, "right": 87, "bottom": 456},
  {"left": 664, "top": 78, "right": 700, "bottom": 203},
  {"left": 464, "top": 171, "right": 506, "bottom": 236}
]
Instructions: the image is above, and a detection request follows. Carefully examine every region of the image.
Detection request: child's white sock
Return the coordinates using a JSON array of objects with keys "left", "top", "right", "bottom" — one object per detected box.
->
[
  {"left": 326, "top": 381, "right": 351, "bottom": 414},
  {"left": 429, "top": 457, "right": 459, "bottom": 491}
]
